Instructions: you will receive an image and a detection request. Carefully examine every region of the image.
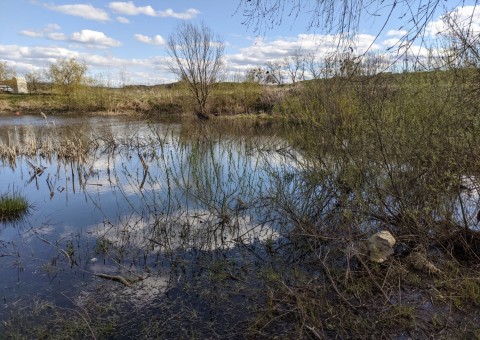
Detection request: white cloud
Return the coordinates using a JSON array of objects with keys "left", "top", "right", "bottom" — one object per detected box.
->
[
  {"left": 382, "top": 38, "right": 402, "bottom": 48},
  {"left": 223, "top": 33, "right": 386, "bottom": 80},
  {"left": 157, "top": 8, "right": 200, "bottom": 20},
  {"left": 426, "top": 5, "right": 480, "bottom": 36},
  {"left": 0, "top": 43, "right": 173, "bottom": 84},
  {"left": 226, "top": 33, "right": 379, "bottom": 68},
  {"left": 353, "top": 34, "right": 379, "bottom": 52},
  {"left": 116, "top": 16, "right": 130, "bottom": 24},
  {"left": 47, "top": 32, "right": 68, "bottom": 41},
  {"left": 71, "top": 30, "right": 122, "bottom": 48},
  {"left": 108, "top": 1, "right": 156, "bottom": 16},
  {"left": 386, "top": 29, "right": 408, "bottom": 37},
  {"left": 19, "top": 25, "right": 121, "bottom": 49},
  {"left": 108, "top": 1, "right": 200, "bottom": 19},
  {"left": 0, "top": 44, "right": 79, "bottom": 62},
  {"left": 134, "top": 34, "right": 166, "bottom": 46},
  {"left": 0, "top": 60, "right": 42, "bottom": 74},
  {"left": 20, "top": 23, "right": 62, "bottom": 38},
  {"left": 45, "top": 3, "right": 110, "bottom": 22},
  {"left": 44, "top": 23, "right": 61, "bottom": 32},
  {"left": 20, "top": 30, "right": 44, "bottom": 38}
]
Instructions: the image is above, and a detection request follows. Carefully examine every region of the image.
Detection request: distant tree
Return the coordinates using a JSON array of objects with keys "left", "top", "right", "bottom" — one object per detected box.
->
[
  {"left": 25, "top": 70, "right": 45, "bottom": 94},
  {"left": 167, "top": 22, "right": 225, "bottom": 119},
  {"left": 0, "top": 61, "right": 16, "bottom": 81},
  {"left": 283, "top": 50, "right": 306, "bottom": 83},
  {"left": 48, "top": 58, "right": 87, "bottom": 98},
  {"left": 322, "top": 55, "right": 338, "bottom": 78},
  {"left": 357, "top": 53, "right": 386, "bottom": 76},
  {"left": 245, "top": 67, "right": 266, "bottom": 83},
  {"left": 265, "top": 61, "right": 284, "bottom": 84},
  {"left": 305, "top": 52, "right": 321, "bottom": 80},
  {"left": 442, "top": 9, "right": 480, "bottom": 69},
  {"left": 117, "top": 69, "right": 130, "bottom": 88},
  {"left": 336, "top": 48, "right": 362, "bottom": 78}
]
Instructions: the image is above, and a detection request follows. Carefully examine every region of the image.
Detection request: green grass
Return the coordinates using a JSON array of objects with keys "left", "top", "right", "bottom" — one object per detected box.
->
[{"left": 0, "top": 191, "right": 29, "bottom": 221}]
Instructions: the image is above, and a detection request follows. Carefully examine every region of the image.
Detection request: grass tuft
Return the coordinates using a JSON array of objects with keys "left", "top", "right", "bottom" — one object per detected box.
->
[{"left": 0, "top": 191, "right": 30, "bottom": 222}]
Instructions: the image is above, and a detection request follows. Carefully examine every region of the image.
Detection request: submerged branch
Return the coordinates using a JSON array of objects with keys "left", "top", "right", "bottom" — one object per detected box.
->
[{"left": 95, "top": 273, "right": 132, "bottom": 287}]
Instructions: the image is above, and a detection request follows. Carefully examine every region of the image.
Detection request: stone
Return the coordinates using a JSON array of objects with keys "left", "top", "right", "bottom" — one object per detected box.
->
[{"left": 368, "top": 230, "right": 396, "bottom": 263}]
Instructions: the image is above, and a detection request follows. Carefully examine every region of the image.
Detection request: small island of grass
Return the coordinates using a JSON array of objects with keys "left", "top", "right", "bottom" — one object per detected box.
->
[{"left": 0, "top": 192, "right": 29, "bottom": 222}]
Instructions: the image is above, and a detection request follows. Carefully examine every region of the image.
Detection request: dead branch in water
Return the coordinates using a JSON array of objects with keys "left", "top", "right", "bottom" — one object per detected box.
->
[
  {"left": 26, "top": 159, "right": 45, "bottom": 176},
  {"left": 95, "top": 273, "right": 132, "bottom": 287},
  {"left": 138, "top": 152, "right": 149, "bottom": 190},
  {"left": 36, "top": 234, "right": 76, "bottom": 267}
]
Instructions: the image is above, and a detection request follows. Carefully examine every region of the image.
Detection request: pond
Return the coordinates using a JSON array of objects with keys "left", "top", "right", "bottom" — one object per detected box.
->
[
  {"left": 2, "top": 113, "right": 480, "bottom": 338},
  {"left": 0, "top": 113, "right": 299, "bottom": 338}
]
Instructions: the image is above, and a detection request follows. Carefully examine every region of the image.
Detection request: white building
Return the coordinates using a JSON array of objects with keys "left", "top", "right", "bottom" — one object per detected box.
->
[
  {"left": 12, "top": 77, "right": 28, "bottom": 94},
  {"left": 1, "top": 77, "right": 28, "bottom": 94}
]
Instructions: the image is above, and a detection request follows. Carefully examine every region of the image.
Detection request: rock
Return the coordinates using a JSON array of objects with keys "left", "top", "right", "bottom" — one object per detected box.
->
[{"left": 368, "top": 231, "right": 396, "bottom": 263}]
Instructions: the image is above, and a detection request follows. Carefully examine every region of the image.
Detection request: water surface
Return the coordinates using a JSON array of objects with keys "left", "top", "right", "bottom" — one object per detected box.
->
[{"left": 0, "top": 114, "right": 291, "bottom": 335}]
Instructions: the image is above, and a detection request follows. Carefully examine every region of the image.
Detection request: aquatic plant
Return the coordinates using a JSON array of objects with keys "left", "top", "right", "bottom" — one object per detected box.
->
[{"left": 0, "top": 190, "right": 29, "bottom": 222}]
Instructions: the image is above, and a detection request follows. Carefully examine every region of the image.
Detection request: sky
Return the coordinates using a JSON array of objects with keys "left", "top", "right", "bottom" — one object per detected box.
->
[{"left": 0, "top": 0, "right": 478, "bottom": 85}]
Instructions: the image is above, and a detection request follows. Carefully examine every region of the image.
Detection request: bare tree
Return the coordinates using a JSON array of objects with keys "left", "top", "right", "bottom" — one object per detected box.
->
[
  {"left": 284, "top": 50, "right": 306, "bottom": 83},
  {"left": 117, "top": 68, "right": 130, "bottom": 88},
  {"left": 265, "top": 61, "right": 284, "bottom": 84},
  {"left": 167, "top": 22, "right": 224, "bottom": 119},
  {"left": 339, "top": 55, "right": 361, "bottom": 78},
  {"left": 442, "top": 9, "right": 480, "bottom": 69},
  {"left": 245, "top": 67, "right": 266, "bottom": 83},
  {"left": 0, "top": 61, "right": 16, "bottom": 81},
  {"left": 323, "top": 55, "right": 339, "bottom": 78},
  {"left": 237, "top": 1, "right": 469, "bottom": 56},
  {"left": 357, "top": 53, "right": 386, "bottom": 76},
  {"left": 305, "top": 52, "right": 321, "bottom": 79},
  {"left": 25, "top": 70, "right": 45, "bottom": 94}
]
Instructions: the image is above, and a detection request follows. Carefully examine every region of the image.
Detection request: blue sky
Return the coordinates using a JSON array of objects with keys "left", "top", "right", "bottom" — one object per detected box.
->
[{"left": 0, "top": 0, "right": 478, "bottom": 84}]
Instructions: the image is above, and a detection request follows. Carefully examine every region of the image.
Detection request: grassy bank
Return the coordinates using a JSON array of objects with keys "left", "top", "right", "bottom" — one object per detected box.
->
[{"left": 0, "top": 80, "right": 274, "bottom": 116}]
